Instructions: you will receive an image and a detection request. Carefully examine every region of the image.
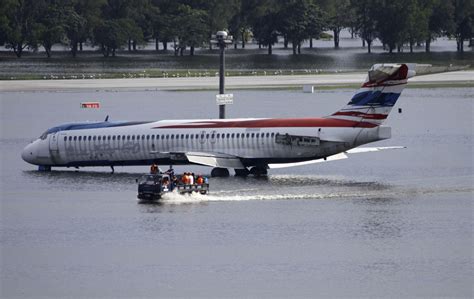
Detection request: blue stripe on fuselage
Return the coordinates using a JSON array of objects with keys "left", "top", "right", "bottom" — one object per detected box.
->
[
  {"left": 348, "top": 91, "right": 400, "bottom": 107},
  {"left": 45, "top": 121, "right": 153, "bottom": 135}
]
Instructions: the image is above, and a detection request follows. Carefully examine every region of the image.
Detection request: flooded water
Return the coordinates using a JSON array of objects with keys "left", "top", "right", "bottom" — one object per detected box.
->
[{"left": 1, "top": 87, "right": 473, "bottom": 298}]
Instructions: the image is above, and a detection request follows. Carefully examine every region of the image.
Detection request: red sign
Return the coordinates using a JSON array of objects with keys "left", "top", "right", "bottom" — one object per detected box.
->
[{"left": 81, "top": 102, "right": 100, "bottom": 109}]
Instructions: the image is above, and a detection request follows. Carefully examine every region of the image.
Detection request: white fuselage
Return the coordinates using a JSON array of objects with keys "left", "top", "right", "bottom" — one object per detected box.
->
[{"left": 21, "top": 117, "right": 389, "bottom": 168}]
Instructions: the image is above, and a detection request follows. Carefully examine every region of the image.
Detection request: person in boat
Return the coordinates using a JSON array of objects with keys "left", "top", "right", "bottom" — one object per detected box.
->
[
  {"left": 150, "top": 163, "right": 158, "bottom": 174},
  {"left": 171, "top": 176, "right": 179, "bottom": 189},
  {"left": 162, "top": 177, "right": 170, "bottom": 190},
  {"left": 165, "top": 167, "right": 174, "bottom": 176},
  {"left": 181, "top": 172, "right": 189, "bottom": 185},
  {"left": 189, "top": 172, "right": 195, "bottom": 185},
  {"left": 196, "top": 175, "right": 204, "bottom": 185}
]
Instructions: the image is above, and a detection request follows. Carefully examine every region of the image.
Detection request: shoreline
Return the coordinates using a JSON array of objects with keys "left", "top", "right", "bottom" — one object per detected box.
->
[{"left": 1, "top": 71, "right": 473, "bottom": 93}]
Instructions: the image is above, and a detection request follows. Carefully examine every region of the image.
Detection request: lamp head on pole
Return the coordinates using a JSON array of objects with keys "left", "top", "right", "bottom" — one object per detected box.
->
[{"left": 210, "top": 30, "right": 233, "bottom": 47}]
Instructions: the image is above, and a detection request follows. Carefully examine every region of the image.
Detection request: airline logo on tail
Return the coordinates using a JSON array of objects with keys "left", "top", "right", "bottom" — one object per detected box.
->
[{"left": 329, "top": 64, "right": 416, "bottom": 126}]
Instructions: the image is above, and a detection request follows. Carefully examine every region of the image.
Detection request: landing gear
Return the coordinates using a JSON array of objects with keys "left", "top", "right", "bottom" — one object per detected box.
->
[
  {"left": 211, "top": 167, "right": 230, "bottom": 177},
  {"left": 249, "top": 166, "right": 268, "bottom": 177},
  {"left": 234, "top": 168, "right": 250, "bottom": 177}
]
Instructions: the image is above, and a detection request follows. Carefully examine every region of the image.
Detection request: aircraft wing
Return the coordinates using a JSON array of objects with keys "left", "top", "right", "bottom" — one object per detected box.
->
[
  {"left": 268, "top": 146, "right": 405, "bottom": 169},
  {"left": 184, "top": 152, "right": 245, "bottom": 169}
]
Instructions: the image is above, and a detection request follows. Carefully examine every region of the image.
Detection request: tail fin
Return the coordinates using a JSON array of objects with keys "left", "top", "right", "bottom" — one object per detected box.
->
[{"left": 328, "top": 63, "right": 416, "bottom": 126}]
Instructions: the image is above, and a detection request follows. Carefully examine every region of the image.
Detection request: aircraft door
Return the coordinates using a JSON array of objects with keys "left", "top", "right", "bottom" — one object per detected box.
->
[{"left": 49, "top": 133, "right": 59, "bottom": 151}]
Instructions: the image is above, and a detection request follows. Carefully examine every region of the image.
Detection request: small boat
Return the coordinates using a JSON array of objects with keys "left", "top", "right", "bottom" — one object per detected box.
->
[{"left": 137, "top": 173, "right": 209, "bottom": 202}]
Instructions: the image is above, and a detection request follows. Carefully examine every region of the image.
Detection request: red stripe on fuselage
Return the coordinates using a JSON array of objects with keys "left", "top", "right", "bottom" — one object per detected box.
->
[
  {"left": 153, "top": 118, "right": 378, "bottom": 129},
  {"left": 332, "top": 111, "right": 388, "bottom": 120}
]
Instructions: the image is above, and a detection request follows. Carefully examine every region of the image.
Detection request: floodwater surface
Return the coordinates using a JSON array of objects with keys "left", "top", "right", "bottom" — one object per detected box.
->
[{"left": 1, "top": 87, "right": 473, "bottom": 298}]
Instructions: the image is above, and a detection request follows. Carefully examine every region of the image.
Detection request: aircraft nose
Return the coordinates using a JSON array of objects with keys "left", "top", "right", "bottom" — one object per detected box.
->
[{"left": 21, "top": 142, "right": 36, "bottom": 164}]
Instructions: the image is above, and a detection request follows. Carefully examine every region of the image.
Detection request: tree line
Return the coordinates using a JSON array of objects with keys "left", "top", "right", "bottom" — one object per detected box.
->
[{"left": 0, "top": 0, "right": 472, "bottom": 58}]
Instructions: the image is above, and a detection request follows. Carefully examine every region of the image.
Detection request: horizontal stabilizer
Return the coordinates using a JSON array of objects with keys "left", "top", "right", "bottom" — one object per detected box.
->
[
  {"left": 345, "top": 146, "right": 406, "bottom": 153},
  {"left": 268, "top": 146, "right": 405, "bottom": 169}
]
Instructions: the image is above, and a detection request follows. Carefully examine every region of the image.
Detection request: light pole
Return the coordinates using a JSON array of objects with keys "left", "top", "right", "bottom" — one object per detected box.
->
[{"left": 211, "top": 31, "right": 233, "bottom": 119}]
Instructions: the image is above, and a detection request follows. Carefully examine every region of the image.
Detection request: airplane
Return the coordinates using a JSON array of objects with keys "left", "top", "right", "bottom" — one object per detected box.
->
[{"left": 21, "top": 63, "right": 415, "bottom": 177}]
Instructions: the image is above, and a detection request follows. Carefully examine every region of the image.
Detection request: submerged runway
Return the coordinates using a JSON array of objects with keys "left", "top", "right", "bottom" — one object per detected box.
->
[
  {"left": 1, "top": 86, "right": 472, "bottom": 298},
  {"left": 1, "top": 70, "right": 473, "bottom": 92}
]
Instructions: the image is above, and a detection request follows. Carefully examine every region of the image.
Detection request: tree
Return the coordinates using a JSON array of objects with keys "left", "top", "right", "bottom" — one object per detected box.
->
[
  {"left": 375, "top": 0, "right": 411, "bottom": 53},
  {"left": 320, "top": 0, "right": 352, "bottom": 48},
  {"left": 64, "top": 0, "right": 105, "bottom": 57},
  {"left": 171, "top": 4, "right": 208, "bottom": 55},
  {"left": 405, "top": 0, "right": 430, "bottom": 53},
  {"left": 451, "top": 0, "right": 473, "bottom": 52},
  {"left": 35, "top": 0, "right": 68, "bottom": 57},
  {"left": 193, "top": 0, "right": 238, "bottom": 49},
  {"left": 305, "top": 1, "right": 325, "bottom": 49},
  {"left": 249, "top": 0, "right": 280, "bottom": 55},
  {"left": 94, "top": 19, "right": 127, "bottom": 56},
  {"left": 279, "top": 0, "right": 323, "bottom": 54},
  {"left": 0, "top": 0, "right": 42, "bottom": 57},
  {"left": 423, "top": 0, "right": 455, "bottom": 52},
  {"left": 351, "top": 0, "right": 378, "bottom": 53},
  {"left": 228, "top": 0, "right": 257, "bottom": 49}
]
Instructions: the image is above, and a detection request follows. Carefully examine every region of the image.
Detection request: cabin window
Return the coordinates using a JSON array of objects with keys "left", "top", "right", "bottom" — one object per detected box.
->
[
  {"left": 231, "top": 133, "right": 235, "bottom": 138},
  {"left": 166, "top": 135, "right": 169, "bottom": 140},
  {"left": 93, "top": 136, "right": 96, "bottom": 141},
  {"left": 142, "top": 135, "right": 145, "bottom": 140},
  {"left": 99, "top": 136, "right": 102, "bottom": 141},
  {"left": 180, "top": 134, "right": 184, "bottom": 139},
  {"left": 246, "top": 133, "right": 250, "bottom": 138},
  {"left": 211, "top": 133, "right": 215, "bottom": 139},
  {"left": 68, "top": 136, "right": 72, "bottom": 141},
  {"left": 88, "top": 136, "right": 91, "bottom": 141},
  {"left": 126, "top": 135, "right": 130, "bottom": 140},
  {"left": 206, "top": 134, "right": 209, "bottom": 139},
  {"left": 132, "top": 135, "right": 136, "bottom": 141},
  {"left": 72, "top": 136, "right": 76, "bottom": 141},
  {"left": 185, "top": 134, "right": 189, "bottom": 139},
  {"left": 171, "top": 135, "right": 174, "bottom": 139},
  {"left": 236, "top": 133, "right": 240, "bottom": 138},
  {"left": 151, "top": 135, "right": 154, "bottom": 140},
  {"left": 146, "top": 135, "right": 150, "bottom": 140},
  {"left": 112, "top": 136, "right": 116, "bottom": 141},
  {"left": 266, "top": 133, "right": 270, "bottom": 138},
  {"left": 103, "top": 136, "right": 106, "bottom": 140},
  {"left": 226, "top": 133, "right": 230, "bottom": 138},
  {"left": 64, "top": 137, "right": 67, "bottom": 141},
  {"left": 190, "top": 134, "right": 194, "bottom": 140},
  {"left": 107, "top": 136, "right": 110, "bottom": 140},
  {"left": 217, "top": 133, "right": 220, "bottom": 139},
  {"left": 271, "top": 133, "right": 275, "bottom": 137},
  {"left": 79, "top": 136, "right": 82, "bottom": 141},
  {"left": 195, "top": 134, "right": 199, "bottom": 139}
]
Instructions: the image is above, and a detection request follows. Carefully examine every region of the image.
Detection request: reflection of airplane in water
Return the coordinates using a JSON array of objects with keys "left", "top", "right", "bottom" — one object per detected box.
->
[{"left": 22, "top": 64, "right": 415, "bottom": 177}]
